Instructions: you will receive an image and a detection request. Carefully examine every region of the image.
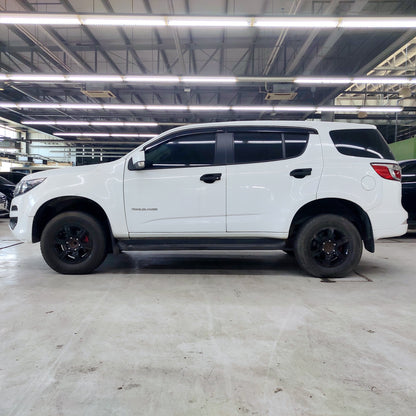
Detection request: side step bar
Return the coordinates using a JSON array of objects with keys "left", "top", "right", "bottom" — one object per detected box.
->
[{"left": 117, "top": 237, "right": 287, "bottom": 251}]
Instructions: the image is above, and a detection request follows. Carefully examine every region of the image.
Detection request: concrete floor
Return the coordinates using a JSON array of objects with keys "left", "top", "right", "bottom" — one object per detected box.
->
[{"left": 0, "top": 218, "right": 415, "bottom": 416}]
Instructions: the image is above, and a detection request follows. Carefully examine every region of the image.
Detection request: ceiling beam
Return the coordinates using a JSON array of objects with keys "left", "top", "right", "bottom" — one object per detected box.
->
[
  {"left": 58, "top": 0, "right": 122, "bottom": 74},
  {"left": 99, "top": 0, "right": 148, "bottom": 74}
]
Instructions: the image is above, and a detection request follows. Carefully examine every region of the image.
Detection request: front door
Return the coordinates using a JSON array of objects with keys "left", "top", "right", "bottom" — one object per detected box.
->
[{"left": 124, "top": 132, "right": 226, "bottom": 235}]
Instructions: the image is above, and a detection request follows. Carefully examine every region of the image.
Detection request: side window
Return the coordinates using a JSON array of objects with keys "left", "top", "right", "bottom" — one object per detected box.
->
[
  {"left": 329, "top": 129, "right": 395, "bottom": 160},
  {"left": 145, "top": 133, "right": 216, "bottom": 168},
  {"left": 233, "top": 132, "right": 283, "bottom": 164},
  {"left": 284, "top": 132, "right": 309, "bottom": 158}
]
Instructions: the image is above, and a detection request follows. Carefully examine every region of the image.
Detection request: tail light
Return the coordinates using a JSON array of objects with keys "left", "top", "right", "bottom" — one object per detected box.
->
[{"left": 371, "top": 163, "right": 402, "bottom": 181}]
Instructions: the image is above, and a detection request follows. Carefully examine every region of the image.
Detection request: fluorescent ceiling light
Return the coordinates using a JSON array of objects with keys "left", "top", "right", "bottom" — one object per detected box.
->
[
  {"left": 316, "top": 106, "right": 403, "bottom": 113},
  {"left": 90, "top": 121, "right": 158, "bottom": 126},
  {"left": 103, "top": 104, "right": 146, "bottom": 110},
  {"left": 146, "top": 105, "right": 188, "bottom": 111},
  {"left": 0, "top": 13, "right": 415, "bottom": 30},
  {"left": 124, "top": 76, "right": 180, "bottom": 83},
  {"left": 188, "top": 106, "right": 230, "bottom": 111},
  {"left": 51, "top": 121, "right": 90, "bottom": 126},
  {"left": 317, "top": 106, "right": 360, "bottom": 112},
  {"left": 67, "top": 75, "right": 123, "bottom": 82},
  {"left": 19, "top": 103, "right": 60, "bottom": 109},
  {"left": 351, "top": 77, "right": 412, "bottom": 84},
  {"left": 340, "top": 17, "right": 416, "bottom": 28},
  {"left": 9, "top": 74, "right": 66, "bottom": 82},
  {"left": 81, "top": 15, "right": 165, "bottom": 26},
  {"left": 254, "top": 17, "right": 338, "bottom": 28},
  {"left": 2, "top": 73, "right": 416, "bottom": 86},
  {"left": 53, "top": 132, "right": 156, "bottom": 138},
  {"left": 231, "top": 106, "right": 274, "bottom": 111},
  {"left": 22, "top": 120, "right": 158, "bottom": 126},
  {"left": 359, "top": 106, "right": 403, "bottom": 113},
  {"left": 168, "top": 17, "right": 250, "bottom": 27},
  {"left": 295, "top": 77, "right": 352, "bottom": 84},
  {"left": 182, "top": 76, "right": 237, "bottom": 84},
  {"left": 2, "top": 102, "right": 403, "bottom": 113},
  {"left": 61, "top": 104, "right": 103, "bottom": 109},
  {"left": 0, "top": 13, "right": 80, "bottom": 25},
  {"left": 274, "top": 106, "right": 316, "bottom": 112}
]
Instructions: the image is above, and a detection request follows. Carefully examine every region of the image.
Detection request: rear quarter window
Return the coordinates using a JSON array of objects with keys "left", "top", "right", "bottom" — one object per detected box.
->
[{"left": 329, "top": 129, "right": 394, "bottom": 160}]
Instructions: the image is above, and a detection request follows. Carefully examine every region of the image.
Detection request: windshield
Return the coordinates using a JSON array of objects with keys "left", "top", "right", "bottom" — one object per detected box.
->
[{"left": 0, "top": 176, "right": 14, "bottom": 185}]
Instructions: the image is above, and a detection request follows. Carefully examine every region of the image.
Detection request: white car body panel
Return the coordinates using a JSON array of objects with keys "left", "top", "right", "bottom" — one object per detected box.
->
[
  {"left": 10, "top": 158, "right": 128, "bottom": 242},
  {"left": 9, "top": 120, "right": 407, "bottom": 248}
]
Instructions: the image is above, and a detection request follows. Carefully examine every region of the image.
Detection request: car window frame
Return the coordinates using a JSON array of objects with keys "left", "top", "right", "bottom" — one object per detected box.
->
[
  {"left": 143, "top": 130, "right": 223, "bottom": 169},
  {"left": 224, "top": 127, "right": 313, "bottom": 166}
]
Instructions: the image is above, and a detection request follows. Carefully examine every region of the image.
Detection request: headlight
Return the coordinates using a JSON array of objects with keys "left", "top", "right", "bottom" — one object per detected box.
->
[{"left": 14, "top": 178, "right": 46, "bottom": 197}]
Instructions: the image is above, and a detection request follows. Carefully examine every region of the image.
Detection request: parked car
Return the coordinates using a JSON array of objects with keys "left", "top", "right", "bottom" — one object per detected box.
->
[
  {"left": 0, "top": 171, "right": 26, "bottom": 184},
  {"left": 0, "top": 176, "right": 16, "bottom": 211},
  {"left": 9, "top": 121, "right": 407, "bottom": 277},
  {"left": 0, "top": 191, "right": 8, "bottom": 215},
  {"left": 399, "top": 159, "right": 416, "bottom": 228}
]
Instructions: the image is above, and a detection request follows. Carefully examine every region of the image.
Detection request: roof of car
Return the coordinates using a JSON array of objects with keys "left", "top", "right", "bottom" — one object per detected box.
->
[{"left": 140, "top": 120, "right": 377, "bottom": 148}]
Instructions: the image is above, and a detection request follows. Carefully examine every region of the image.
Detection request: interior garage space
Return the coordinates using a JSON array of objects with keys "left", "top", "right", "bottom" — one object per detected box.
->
[
  {"left": 1, "top": 0, "right": 416, "bottom": 415},
  {"left": 1, "top": 220, "right": 416, "bottom": 415}
]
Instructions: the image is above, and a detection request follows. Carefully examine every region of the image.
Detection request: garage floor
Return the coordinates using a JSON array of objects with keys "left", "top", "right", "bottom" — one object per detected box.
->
[{"left": 0, "top": 218, "right": 415, "bottom": 416}]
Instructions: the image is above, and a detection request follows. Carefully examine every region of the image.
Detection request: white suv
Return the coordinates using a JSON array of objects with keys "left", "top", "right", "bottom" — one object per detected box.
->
[{"left": 9, "top": 121, "right": 407, "bottom": 277}]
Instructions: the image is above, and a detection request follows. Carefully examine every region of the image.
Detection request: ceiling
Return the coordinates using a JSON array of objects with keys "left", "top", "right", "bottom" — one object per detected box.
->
[{"left": 1, "top": 0, "right": 416, "bottom": 161}]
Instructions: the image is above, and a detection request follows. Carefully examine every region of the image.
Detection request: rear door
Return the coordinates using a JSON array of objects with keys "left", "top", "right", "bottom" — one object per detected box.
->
[{"left": 226, "top": 128, "right": 323, "bottom": 233}]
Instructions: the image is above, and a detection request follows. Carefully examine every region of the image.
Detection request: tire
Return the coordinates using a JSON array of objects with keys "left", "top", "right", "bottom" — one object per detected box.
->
[
  {"left": 40, "top": 211, "right": 107, "bottom": 274},
  {"left": 294, "top": 214, "right": 363, "bottom": 278}
]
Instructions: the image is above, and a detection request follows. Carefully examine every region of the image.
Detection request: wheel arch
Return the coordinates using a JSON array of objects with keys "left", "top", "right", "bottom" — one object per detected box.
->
[
  {"left": 288, "top": 198, "right": 374, "bottom": 253},
  {"left": 32, "top": 196, "right": 114, "bottom": 252}
]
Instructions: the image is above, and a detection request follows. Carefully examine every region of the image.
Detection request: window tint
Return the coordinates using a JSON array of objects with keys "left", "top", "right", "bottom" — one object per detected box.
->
[
  {"left": 233, "top": 132, "right": 283, "bottom": 164},
  {"left": 284, "top": 132, "right": 309, "bottom": 158},
  {"left": 329, "top": 129, "right": 394, "bottom": 160},
  {"left": 233, "top": 131, "right": 309, "bottom": 164},
  {"left": 145, "top": 133, "right": 216, "bottom": 167}
]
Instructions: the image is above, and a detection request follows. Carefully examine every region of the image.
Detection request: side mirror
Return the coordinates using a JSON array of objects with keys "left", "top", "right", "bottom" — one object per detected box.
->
[{"left": 128, "top": 150, "right": 146, "bottom": 171}]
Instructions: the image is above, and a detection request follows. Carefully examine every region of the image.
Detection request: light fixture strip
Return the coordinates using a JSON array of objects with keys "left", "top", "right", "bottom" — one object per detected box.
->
[
  {"left": 22, "top": 120, "right": 159, "bottom": 126},
  {"left": 53, "top": 132, "right": 157, "bottom": 137},
  {"left": 2, "top": 102, "right": 402, "bottom": 113},
  {"left": 2, "top": 73, "right": 415, "bottom": 86},
  {"left": 1, "top": 13, "right": 416, "bottom": 29}
]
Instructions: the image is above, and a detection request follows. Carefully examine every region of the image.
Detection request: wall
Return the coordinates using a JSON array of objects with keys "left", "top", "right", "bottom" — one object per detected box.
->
[{"left": 389, "top": 137, "right": 416, "bottom": 161}]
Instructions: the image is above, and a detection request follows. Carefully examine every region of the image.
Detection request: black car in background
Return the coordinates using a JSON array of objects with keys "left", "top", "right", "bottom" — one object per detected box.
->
[
  {"left": 0, "top": 171, "right": 26, "bottom": 184},
  {"left": 399, "top": 160, "right": 416, "bottom": 228},
  {"left": 0, "top": 176, "right": 16, "bottom": 211},
  {"left": 0, "top": 191, "right": 8, "bottom": 215}
]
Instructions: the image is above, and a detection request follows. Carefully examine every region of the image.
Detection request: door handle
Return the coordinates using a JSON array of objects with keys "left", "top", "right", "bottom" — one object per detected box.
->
[
  {"left": 200, "top": 173, "right": 222, "bottom": 184},
  {"left": 290, "top": 168, "right": 312, "bottom": 179}
]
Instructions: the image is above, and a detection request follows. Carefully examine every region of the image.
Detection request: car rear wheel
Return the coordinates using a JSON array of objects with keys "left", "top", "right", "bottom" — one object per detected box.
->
[
  {"left": 294, "top": 214, "right": 362, "bottom": 278},
  {"left": 40, "top": 211, "right": 107, "bottom": 274}
]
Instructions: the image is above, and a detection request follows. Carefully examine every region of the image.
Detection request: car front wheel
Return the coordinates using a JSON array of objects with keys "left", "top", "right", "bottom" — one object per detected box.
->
[
  {"left": 294, "top": 214, "right": 363, "bottom": 278},
  {"left": 40, "top": 211, "right": 107, "bottom": 274}
]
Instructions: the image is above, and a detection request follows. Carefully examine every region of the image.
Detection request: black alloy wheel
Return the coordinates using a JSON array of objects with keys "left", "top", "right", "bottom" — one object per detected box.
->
[
  {"left": 294, "top": 214, "right": 363, "bottom": 278},
  {"left": 41, "top": 211, "right": 107, "bottom": 274}
]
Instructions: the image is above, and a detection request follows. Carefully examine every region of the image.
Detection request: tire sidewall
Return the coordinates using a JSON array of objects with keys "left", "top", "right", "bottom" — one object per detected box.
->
[
  {"left": 294, "top": 214, "right": 363, "bottom": 278},
  {"left": 40, "top": 211, "right": 106, "bottom": 274}
]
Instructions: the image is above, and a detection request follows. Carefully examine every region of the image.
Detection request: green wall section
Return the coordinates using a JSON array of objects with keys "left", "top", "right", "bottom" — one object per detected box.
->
[{"left": 389, "top": 137, "right": 416, "bottom": 161}]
